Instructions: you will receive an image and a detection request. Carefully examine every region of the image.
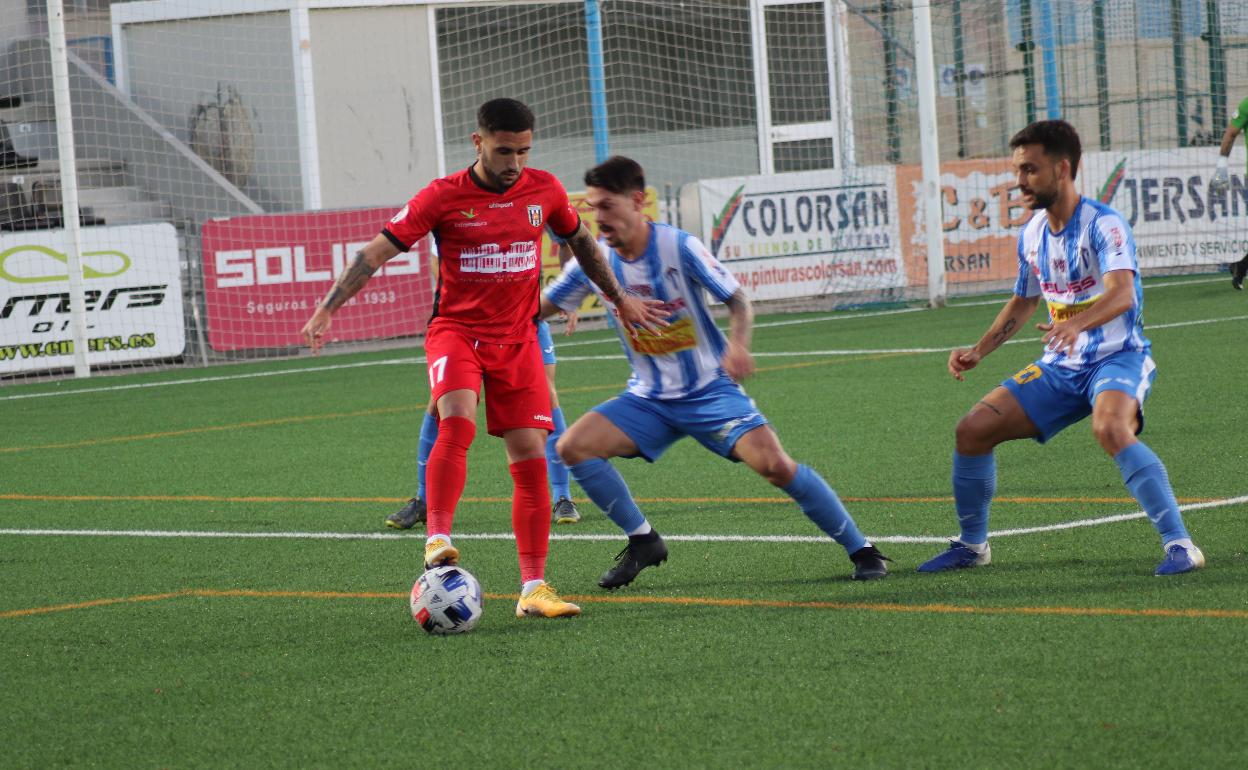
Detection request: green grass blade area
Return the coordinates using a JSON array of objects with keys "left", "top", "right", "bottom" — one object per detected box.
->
[{"left": 2, "top": 276, "right": 1247, "bottom": 767}]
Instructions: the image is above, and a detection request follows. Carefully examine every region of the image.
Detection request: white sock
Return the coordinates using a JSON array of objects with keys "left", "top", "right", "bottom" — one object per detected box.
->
[
  {"left": 959, "top": 539, "right": 989, "bottom": 554},
  {"left": 426, "top": 534, "right": 453, "bottom": 547},
  {"left": 521, "top": 579, "right": 544, "bottom": 596},
  {"left": 627, "top": 521, "right": 652, "bottom": 537},
  {"left": 1163, "top": 537, "right": 1195, "bottom": 553}
]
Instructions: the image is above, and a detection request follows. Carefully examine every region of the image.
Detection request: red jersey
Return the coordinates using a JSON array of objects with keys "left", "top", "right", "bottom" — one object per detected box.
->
[{"left": 383, "top": 166, "right": 580, "bottom": 343}]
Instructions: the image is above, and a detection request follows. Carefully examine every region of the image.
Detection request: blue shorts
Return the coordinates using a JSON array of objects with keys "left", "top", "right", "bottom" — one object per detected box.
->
[
  {"left": 536, "top": 320, "right": 556, "bottom": 366},
  {"left": 1001, "top": 350, "right": 1156, "bottom": 444},
  {"left": 592, "top": 377, "right": 770, "bottom": 462}
]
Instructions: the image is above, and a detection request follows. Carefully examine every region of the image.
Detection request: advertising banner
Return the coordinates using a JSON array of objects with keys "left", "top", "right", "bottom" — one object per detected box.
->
[
  {"left": 0, "top": 223, "right": 184, "bottom": 374},
  {"left": 697, "top": 168, "right": 905, "bottom": 301},
  {"left": 202, "top": 208, "right": 433, "bottom": 351},
  {"left": 1079, "top": 147, "right": 1248, "bottom": 269},
  {"left": 895, "top": 157, "right": 1028, "bottom": 289}
]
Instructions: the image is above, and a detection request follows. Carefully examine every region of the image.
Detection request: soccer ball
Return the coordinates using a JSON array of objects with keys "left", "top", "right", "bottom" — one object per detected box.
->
[{"left": 409, "top": 565, "right": 483, "bottom": 635}]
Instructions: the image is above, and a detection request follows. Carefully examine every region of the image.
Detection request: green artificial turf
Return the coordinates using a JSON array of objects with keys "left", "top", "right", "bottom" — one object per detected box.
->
[{"left": 2, "top": 276, "right": 1246, "bottom": 768}]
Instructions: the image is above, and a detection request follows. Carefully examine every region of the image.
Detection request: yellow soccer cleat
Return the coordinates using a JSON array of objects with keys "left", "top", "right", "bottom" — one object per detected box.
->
[
  {"left": 424, "top": 537, "right": 460, "bottom": 569},
  {"left": 515, "top": 582, "right": 581, "bottom": 618}
]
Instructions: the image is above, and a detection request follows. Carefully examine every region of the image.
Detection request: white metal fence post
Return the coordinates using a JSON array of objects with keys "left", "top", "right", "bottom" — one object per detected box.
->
[{"left": 47, "top": 0, "right": 90, "bottom": 376}]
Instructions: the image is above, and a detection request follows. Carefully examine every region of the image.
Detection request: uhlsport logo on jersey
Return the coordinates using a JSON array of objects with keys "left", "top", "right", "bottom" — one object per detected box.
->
[{"left": 528, "top": 204, "right": 543, "bottom": 227}]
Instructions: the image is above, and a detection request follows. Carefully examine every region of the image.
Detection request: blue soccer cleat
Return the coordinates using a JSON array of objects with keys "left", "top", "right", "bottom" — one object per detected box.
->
[
  {"left": 916, "top": 540, "right": 992, "bottom": 573},
  {"left": 1154, "top": 543, "right": 1205, "bottom": 576}
]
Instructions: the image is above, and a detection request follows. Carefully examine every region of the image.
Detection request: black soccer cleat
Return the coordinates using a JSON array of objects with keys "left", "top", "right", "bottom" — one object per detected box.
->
[
  {"left": 849, "top": 544, "right": 892, "bottom": 581},
  {"left": 599, "top": 530, "right": 668, "bottom": 590},
  {"left": 385, "top": 497, "right": 426, "bottom": 530},
  {"left": 1231, "top": 258, "right": 1247, "bottom": 291}
]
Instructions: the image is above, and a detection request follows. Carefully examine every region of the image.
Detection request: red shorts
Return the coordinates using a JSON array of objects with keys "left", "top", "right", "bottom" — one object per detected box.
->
[{"left": 424, "top": 325, "right": 553, "bottom": 437}]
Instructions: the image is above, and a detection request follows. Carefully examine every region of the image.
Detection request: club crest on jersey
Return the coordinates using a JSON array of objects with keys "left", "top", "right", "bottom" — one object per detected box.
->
[{"left": 528, "top": 204, "right": 543, "bottom": 227}]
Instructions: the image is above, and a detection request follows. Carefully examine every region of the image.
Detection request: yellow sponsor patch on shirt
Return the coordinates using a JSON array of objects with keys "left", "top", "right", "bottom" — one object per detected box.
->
[
  {"left": 628, "top": 316, "right": 698, "bottom": 356},
  {"left": 1047, "top": 296, "right": 1099, "bottom": 322}
]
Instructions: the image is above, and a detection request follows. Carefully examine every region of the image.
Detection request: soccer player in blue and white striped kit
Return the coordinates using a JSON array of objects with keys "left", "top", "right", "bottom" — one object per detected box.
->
[
  {"left": 918, "top": 120, "right": 1204, "bottom": 577},
  {"left": 541, "top": 155, "right": 889, "bottom": 588}
]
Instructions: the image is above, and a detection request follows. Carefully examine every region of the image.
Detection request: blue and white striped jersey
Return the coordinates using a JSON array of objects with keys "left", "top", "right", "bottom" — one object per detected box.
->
[
  {"left": 1014, "top": 197, "right": 1149, "bottom": 370},
  {"left": 545, "top": 223, "right": 740, "bottom": 400}
]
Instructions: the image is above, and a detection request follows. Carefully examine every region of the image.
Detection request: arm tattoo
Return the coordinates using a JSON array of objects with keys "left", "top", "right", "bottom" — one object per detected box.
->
[
  {"left": 990, "top": 318, "right": 1017, "bottom": 347},
  {"left": 320, "top": 251, "right": 378, "bottom": 312},
  {"left": 566, "top": 228, "right": 624, "bottom": 304}
]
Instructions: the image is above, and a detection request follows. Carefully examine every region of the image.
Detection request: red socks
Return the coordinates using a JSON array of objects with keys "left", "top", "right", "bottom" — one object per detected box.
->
[
  {"left": 425, "top": 416, "right": 476, "bottom": 535},
  {"left": 509, "top": 457, "right": 550, "bottom": 583},
  {"left": 427, "top": 420, "right": 550, "bottom": 582}
]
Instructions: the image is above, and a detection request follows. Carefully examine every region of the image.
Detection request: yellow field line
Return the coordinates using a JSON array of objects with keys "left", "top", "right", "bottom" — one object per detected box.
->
[
  {"left": 0, "top": 405, "right": 421, "bottom": 454},
  {"left": 4, "top": 587, "right": 1245, "bottom": 621},
  {"left": 0, "top": 589, "right": 196, "bottom": 618},
  {"left": 0, "top": 492, "right": 1216, "bottom": 505},
  {"left": 0, "top": 352, "right": 905, "bottom": 454}
]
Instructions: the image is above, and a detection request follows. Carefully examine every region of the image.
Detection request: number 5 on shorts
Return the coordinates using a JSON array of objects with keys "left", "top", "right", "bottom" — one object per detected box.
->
[{"left": 428, "top": 355, "right": 448, "bottom": 389}]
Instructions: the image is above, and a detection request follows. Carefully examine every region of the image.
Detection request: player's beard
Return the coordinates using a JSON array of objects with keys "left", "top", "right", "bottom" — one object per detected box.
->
[
  {"left": 486, "top": 168, "right": 518, "bottom": 191},
  {"left": 1026, "top": 187, "right": 1058, "bottom": 210}
]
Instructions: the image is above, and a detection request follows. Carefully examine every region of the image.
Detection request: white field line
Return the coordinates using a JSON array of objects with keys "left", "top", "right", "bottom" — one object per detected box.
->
[
  {"left": 1, "top": 279, "right": 1238, "bottom": 402},
  {"left": 1, "top": 495, "right": 1243, "bottom": 546}
]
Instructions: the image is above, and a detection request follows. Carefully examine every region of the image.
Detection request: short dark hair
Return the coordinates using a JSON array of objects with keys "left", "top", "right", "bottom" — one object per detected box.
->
[
  {"left": 1009, "top": 120, "right": 1082, "bottom": 180},
  {"left": 477, "top": 98, "right": 535, "bottom": 134},
  {"left": 584, "top": 155, "right": 646, "bottom": 194}
]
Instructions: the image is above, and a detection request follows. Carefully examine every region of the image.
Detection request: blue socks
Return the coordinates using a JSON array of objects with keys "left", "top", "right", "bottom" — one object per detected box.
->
[
  {"left": 546, "top": 407, "right": 571, "bottom": 500},
  {"left": 1115, "top": 442, "right": 1188, "bottom": 544},
  {"left": 950, "top": 445, "right": 1188, "bottom": 547},
  {"left": 569, "top": 458, "right": 646, "bottom": 533},
  {"left": 416, "top": 411, "right": 439, "bottom": 500},
  {"left": 782, "top": 464, "right": 867, "bottom": 554},
  {"left": 572, "top": 458, "right": 870, "bottom": 554},
  {"left": 953, "top": 452, "right": 996, "bottom": 545}
]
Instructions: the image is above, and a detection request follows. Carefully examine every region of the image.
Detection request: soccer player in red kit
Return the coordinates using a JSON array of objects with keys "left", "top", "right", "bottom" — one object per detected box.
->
[{"left": 301, "top": 98, "right": 664, "bottom": 619}]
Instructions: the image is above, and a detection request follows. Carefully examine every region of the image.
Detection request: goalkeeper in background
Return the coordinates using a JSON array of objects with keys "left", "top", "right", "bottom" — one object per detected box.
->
[{"left": 1210, "top": 95, "right": 1248, "bottom": 290}]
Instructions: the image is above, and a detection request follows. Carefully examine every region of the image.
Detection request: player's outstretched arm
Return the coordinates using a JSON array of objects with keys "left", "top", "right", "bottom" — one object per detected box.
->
[
  {"left": 721, "top": 289, "right": 755, "bottom": 381},
  {"left": 539, "top": 295, "right": 580, "bottom": 336},
  {"left": 538, "top": 295, "right": 562, "bottom": 321},
  {"left": 949, "top": 294, "right": 1040, "bottom": 381},
  {"left": 565, "top": 223, "right": 667, "bottom": 335},
  {"left": 300, "top": 234, "right": 401, "bottom": 352}
]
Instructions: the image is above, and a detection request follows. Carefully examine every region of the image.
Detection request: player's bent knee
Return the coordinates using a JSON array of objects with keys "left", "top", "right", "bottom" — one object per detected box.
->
[
  {"left": 554, "top": 432, "right": 578, "bottom": 464},
  {"left": 556, "top": 430, "right": 592, "bottom": 466},
  {"left": 759, "top": 458, "right": 797, "bottom": 488},
  {"left": 1091, "top": 417, "right": 1134, "bottom": 455},
  {"left": 955, "top": 411, "right": 997, "bottom": 454}
]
